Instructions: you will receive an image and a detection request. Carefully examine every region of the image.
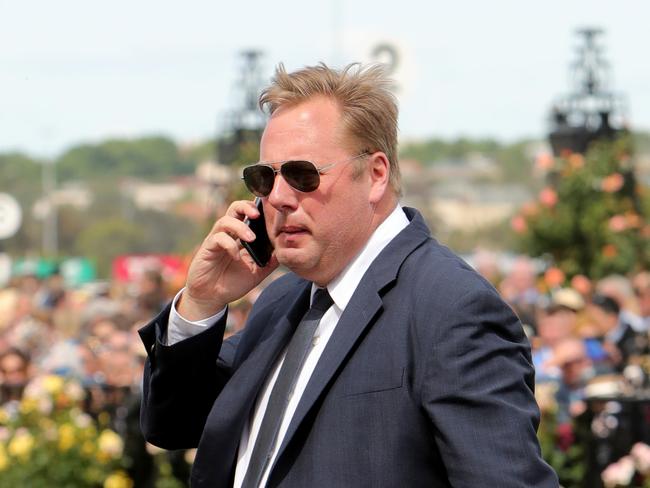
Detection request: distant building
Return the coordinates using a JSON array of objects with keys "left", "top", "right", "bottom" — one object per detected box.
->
[
  {"left": 430, "top": 181, "right": 530, "bottom": 231},
  {"left": 123, "top": 180, "right": 190, "bottom": 212},
  {"left": 32, "top": 183, "right": 93, "bottom": 219}
]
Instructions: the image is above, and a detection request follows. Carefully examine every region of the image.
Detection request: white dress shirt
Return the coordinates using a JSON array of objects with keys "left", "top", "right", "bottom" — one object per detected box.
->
[{"left": 166, "top": 205, "right": 409, "bottom": 487}]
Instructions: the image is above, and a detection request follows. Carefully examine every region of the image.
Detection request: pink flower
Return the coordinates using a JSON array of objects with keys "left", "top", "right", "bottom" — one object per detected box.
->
[
  {"left": 510, "top": 215, "right": 527, "bottom": 234},
  {"left": 535, "top": 153, "right": 555, "bottom": 171},
  {"left": 608, "top": 215, "right": 628, "bottom": 232},
  {"left": 601, "top": 173, "right": 624, "bottom": 193},
  {"left": 539, "top": 187, "right": 558, "bottom": 208}
]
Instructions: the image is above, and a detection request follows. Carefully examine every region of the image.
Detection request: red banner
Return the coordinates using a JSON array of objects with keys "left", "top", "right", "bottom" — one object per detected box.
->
[{"left": 112, "top": 254, "right": 186, "bottom": 284}]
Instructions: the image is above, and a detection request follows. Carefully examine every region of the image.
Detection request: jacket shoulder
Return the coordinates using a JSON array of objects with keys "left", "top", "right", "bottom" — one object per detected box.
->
[{"left": 402, "top": 238, "right": 501, "bottom": 305}]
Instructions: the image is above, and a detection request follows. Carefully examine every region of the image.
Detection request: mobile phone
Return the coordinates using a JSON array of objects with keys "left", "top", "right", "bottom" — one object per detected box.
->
[{"left": 241, "top": 197, "right": 274, "bottom": 267}]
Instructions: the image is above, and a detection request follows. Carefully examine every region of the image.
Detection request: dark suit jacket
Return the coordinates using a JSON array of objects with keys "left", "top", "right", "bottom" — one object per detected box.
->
[{"left": 139, "top": 208, "right": 559, "bottom": 487}]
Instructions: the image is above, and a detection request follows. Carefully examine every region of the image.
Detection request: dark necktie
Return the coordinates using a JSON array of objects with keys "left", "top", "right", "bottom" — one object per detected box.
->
[{"left": 241, "top": 287, "right": 334, "bottom": 488}]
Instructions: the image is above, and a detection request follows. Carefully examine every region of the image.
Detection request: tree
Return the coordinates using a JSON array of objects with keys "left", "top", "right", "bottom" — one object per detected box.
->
[
  {"left": 55, "top": 136, "right": 196, "bottom": 183},
  {"left": 75, "top": 218, "right": 148, "bottom": 277},
  {"left": 513, "top": 136, "right": 650, "bottom": 279}
]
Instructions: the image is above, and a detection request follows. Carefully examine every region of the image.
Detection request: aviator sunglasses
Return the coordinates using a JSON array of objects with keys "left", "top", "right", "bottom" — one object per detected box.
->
[{"left": 241, "top": 152, "right": 369, "bottom": 197}]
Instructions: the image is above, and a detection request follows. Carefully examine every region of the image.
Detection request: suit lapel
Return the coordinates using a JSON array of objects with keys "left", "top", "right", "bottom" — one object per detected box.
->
[
  {"left": 222, "top": 280, "right": 312, "bottom": 417},
  {"left": 194, "top": 280, "right": 311, "bottom": 487},
  {"left": 271, "top": 208, "right": 431, "bottom": 472}
]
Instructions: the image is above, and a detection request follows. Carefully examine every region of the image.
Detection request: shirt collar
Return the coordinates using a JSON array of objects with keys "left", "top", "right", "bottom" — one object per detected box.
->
[{"left": 311, "top": 205, "right": 409, "bottom": 310}]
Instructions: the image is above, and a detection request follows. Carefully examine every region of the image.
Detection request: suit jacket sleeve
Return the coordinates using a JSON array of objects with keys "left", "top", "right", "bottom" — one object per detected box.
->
[
  {"left": 420, "top": 285, "right": 558, "bottom": 487},
  {"left": 138, "top": 301, "right": 239, "bottom": 450}
]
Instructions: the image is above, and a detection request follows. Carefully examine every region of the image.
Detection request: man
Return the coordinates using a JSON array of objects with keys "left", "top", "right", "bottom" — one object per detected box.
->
[
  {"left": 632, "top": 271, "right": 650, "bottom": 330},
  {"left": 587, "top": 293, "right": 648, "bottom": 369},
  {"left": 139, "top": 63, "right": 557, "bottom": 487},
  {"left": 597, "top": 274, "right": 646, "bottom": 333},
  {"left": 532, "top": 288, "right": 584, "bottom": 383}
]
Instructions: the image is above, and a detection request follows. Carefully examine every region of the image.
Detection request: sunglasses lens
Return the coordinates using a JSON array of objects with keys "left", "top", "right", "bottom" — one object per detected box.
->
[
  {"left": 282, "top": 160, "right": 320, "bottom": 192},
  {"left": 243, "top": 165, "right": 275, "bottom": 197}
]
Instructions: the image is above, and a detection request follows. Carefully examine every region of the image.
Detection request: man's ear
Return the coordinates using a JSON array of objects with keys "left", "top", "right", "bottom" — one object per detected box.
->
[{"left": 368, "top": 152, "right": 390, "bottom": 204}]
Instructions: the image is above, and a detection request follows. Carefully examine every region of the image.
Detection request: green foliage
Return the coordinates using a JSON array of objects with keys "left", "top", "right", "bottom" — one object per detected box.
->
[
  {"left": 56, "top": 136, "right": 196, "bottom": 182},
  {"left": 400, "top": 137, "right": 500, "bottom": 162},
  {"left": 0, "top": 152, "right": 42, "bottom": 189},
  {"left": 0, "top": 152, "right": 44, "bottom": 211},
  {"left": 180, "top": 139, "right": 216, "bottom": 164},
  {"left": 73, "top": 209, "right": 199, "bottom": 278},
  {"left": 75, "top": 218, "right": 147, "bottom": 277},
  {"left": 0, "top": 375, "right": 127, "bottom": 487},
  {"left": 515, "top": 136, "right": 649, "bottom": 279},
  {"left": 633, "top": 131, "right": 650, "bottom": 155},
  {"left": 537, "top": 413, "right": 586, "bottom": 488}
]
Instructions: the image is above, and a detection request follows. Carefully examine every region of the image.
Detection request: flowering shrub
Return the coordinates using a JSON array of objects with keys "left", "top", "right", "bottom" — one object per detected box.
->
[
  {"left": 515, "top": 137, "right": 650, "bottom": 279},
  {"left": 601, "top": 442, "right": 650, "bottom": 488},
  {"left": 0, "top": 375, "right": 131, "bottom": 487}
]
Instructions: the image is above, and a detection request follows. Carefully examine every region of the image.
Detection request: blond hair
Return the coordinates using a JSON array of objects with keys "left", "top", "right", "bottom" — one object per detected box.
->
[{"left": 259, "top": 62, "right": 401, "bottom": 195}]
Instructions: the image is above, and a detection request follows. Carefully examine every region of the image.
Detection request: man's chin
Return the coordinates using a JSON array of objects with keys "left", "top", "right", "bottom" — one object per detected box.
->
[{"left": 275, "top": 248, "right": 317, "bottom": 274}]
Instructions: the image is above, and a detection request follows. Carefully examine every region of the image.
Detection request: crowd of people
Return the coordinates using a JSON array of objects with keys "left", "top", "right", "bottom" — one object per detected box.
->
[
  {"left": 0, "top": 268, "right": 187, "bottom": 486},
  {"left": 476, "top": 253, "right": 650, "bottom": 486},
  {"left": 496, "top": 259, "right": 650, "bottom": 420},
  {"left": 0, "top": 254, "right": 649, "bottom": 486}
]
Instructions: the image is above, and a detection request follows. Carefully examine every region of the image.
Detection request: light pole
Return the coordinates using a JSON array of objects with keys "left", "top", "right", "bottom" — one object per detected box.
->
[{"left": 41, "top": 159, "right": 58, "bottom": 256}]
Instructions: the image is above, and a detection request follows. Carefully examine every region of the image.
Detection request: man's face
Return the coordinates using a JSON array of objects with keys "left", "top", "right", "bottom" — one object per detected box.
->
[
  {"left": 0, "top": 353, "right": 29, "bottom": 386},
  {"left": 537, "top": 311, "right": 575, "bottom": 346},
  {"left": 259, "top": 97, "right": 380, "bottom": 286}
]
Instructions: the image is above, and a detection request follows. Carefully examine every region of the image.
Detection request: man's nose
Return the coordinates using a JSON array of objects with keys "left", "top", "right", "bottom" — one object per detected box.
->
[{"left": 267, "top": 172, "right": 299, "bottom": 211}]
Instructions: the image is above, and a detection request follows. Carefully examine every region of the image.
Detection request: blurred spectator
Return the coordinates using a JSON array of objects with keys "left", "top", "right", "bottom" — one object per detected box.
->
[
  {"left": 136, "top": 269, "right": 167, "bottom": 318},
  {"left": 570, "top": 274, "right": 593, "bottom": 300},
  {"left": 587, "top": 293, "right": 648, "bottom": 370},
  {"left": 500, "top": 256, "right": 540, "bottom": 330},
  {"left": 632, "top": 271, "right": 650, "bottom": 330},
  {"left": 0, "top": 347, "right": 32, "bottom": 404},
  {"left": 533, "top": 288, "right": 583, "bottom": 382},
  {"left": 34, "top": 270, "right": 66, "bottom": 310},
  {"left": 472, "top": 248, "right": 502, "bottom": 286},
  {"left": 597, "top": 274, "right": 646, "bottom": 333},
  {"left": 547, "top": 337, "right": 593, "bottom": 423}
]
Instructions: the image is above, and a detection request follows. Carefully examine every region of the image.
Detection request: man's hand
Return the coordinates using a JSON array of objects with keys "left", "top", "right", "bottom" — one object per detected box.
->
[{"left": 177, "top": 200, "right": 279, "bottom": 321}]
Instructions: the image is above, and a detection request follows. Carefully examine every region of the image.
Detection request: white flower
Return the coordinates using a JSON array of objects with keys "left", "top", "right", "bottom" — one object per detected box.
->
[
  {"left": 23, "top": 377, "right": 49, "bottom": 401},
  {"left": 631, "top": 442, "right": 650, "bottom": 475},
  {"left": 601, "top": 456, "right": 635, "bottom": 488},
  {"left": 64, "top": 380, "right": 85, "bottom": 402},
  {"left": 38, "top": 397, "right": 53, "bottom": 415},
  {"left": 71, "top": 409, "right": 93, "bottom": 429}
]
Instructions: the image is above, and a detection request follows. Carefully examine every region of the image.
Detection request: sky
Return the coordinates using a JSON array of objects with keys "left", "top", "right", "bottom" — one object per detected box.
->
[{"left": 1, "top": 0, "right": 649, "bottom": 158}]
